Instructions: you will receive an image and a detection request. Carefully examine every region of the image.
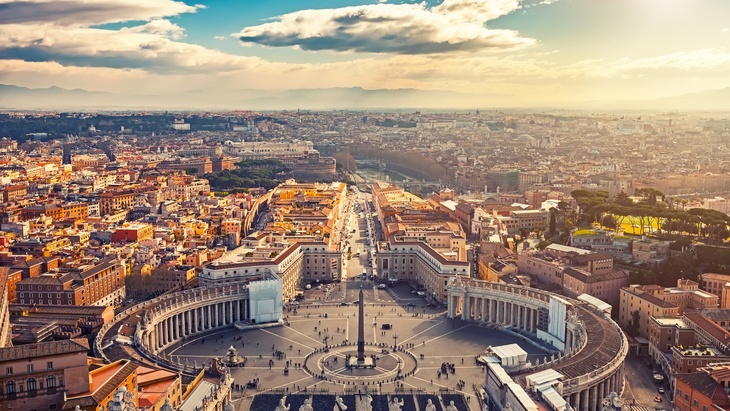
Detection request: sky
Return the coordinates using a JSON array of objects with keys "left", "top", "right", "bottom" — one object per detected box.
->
[{"left": 0, "top": 0, "right": 729, "bottom": 106}]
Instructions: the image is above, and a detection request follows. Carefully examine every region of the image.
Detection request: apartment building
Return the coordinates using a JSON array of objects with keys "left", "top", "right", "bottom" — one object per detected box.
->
[
  {"left": 99, "top": 190, "right": 136, "bottom": 216},
  {"left": 15, "top": 257, "right": 126, "bottom": 307},
  {"left": 698, "top": 273, "right": 730, "bottom": 309},
  {"left": 619, "top": 281, "right": 718, "bottom": 339},
  {"left": 0, "top": 339, "right": 90, "bottom": 410},
  {"left": 675, "top": 364, "right": 730, "bottom": 411}
]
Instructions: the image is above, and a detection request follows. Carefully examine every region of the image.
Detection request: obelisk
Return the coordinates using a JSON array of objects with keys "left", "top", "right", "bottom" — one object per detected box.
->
[{"left": 357, "top": 286, "right": 365, "bottom": 362}]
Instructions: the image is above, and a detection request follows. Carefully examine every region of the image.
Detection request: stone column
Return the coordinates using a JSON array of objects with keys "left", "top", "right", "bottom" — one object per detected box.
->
[
  {"left": 171, "top": 316, "right": 176, "bottom": 342},
  {"left": 580, "top": 388, "right": 589, "bottom": 411},
  {"left": 184, "top": 312, "right": 190, "bottom": 336},
  {"left": 462, "top": 294, "right": 469, "bottom": 320},
  {"left": 568, "top": 393, "right": 580, "bottom": 410},
  {"left": 165, "top": 319, "right": 170, "bottom": 346},
  {"left": 481, "top": 298, "right": 487, "bottom": 322},
  {"left": 588, "top": 385, "right": 598, "bottom": 411},
  {"left": 191, "top": 308, "right": 197, "bottom": 334}
]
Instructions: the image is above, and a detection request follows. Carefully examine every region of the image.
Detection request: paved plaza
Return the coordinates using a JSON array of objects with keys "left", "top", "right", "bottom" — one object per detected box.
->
[{"left": 164, "top": 282, "right": 550, "bottom": 411}]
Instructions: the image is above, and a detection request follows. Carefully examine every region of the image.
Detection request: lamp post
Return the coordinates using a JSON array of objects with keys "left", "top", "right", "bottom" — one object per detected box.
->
[{"left": 393, "top": 333, "right": 398, "bottom": 350}]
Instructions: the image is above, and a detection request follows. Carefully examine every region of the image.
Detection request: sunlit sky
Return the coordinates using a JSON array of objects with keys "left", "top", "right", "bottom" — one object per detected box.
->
[{"left": 1, "top": 0, "right": 729, "bottom": 105}]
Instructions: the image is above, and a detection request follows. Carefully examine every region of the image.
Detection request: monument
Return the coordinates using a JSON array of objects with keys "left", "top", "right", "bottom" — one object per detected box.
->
[
  {"left": 349, "top": 286, "right": 373, "bottom": 367},
  {"left": 357, "top": 286, "right": 365, "bottom": 362}
]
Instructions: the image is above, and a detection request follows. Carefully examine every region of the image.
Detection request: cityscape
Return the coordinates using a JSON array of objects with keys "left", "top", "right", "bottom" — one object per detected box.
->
[{"left": 0, "top": 1, "right": 730, "bottom": 411}]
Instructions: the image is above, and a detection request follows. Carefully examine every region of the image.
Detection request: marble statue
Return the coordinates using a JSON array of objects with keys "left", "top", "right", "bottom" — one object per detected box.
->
[
  {"left": 355, "top": 394, "right": 370, "bottom": 411},
  {"left": 389, "top": 397, "right": 404, "bottom": 411},
  {"left": 274, "top": 397, "right": 290, "bottom": 411},
  {"left": 445, "top": 400, "right": 459, "bottom": 411},
  {"left": 335, "top": 395, "right": 349, "bottom": 411},
  {"left": 298, "top": 398, "right": 314, "bottom": 411},
  {"left": 425, "top": 399, "right": 437, "bottom": 411}
]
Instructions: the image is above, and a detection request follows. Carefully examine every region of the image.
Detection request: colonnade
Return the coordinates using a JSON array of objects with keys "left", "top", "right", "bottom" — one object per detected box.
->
[
  {"left": 568, "top": 369, "right": 624, "bottom": 411},
  {"left": 457, "top": 294, "right": 539, "bottom": 333},
  {"left": 146, "top": 298, "right": 249, "bottom": 352}
]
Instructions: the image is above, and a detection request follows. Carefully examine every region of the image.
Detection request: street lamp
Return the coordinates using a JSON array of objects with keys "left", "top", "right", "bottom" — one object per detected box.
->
[{"left": 393, "top": 333, "right": 398, "bottom": 350}]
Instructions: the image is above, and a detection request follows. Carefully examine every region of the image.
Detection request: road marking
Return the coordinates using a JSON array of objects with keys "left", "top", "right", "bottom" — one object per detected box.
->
[
  {"left": 260, "top": 328, "right": 318, "bottom": 350},
  {"left": 258, "top": 375, "right": 315, "bottom": 394},
  {"left": 399, "top": 320, "right": 446, "bottom": 345},
  {"left": 421, "top": 324, "right": 471, "bottom": 345}
]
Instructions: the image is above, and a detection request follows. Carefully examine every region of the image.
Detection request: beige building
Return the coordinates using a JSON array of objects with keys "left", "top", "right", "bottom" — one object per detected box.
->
[
  {"left": 699, "top": 273, "right": 730, "bottom": 308},
  {"left": 619, "top": 280, "right": 718, "bottom": 339},
  {"left": 0, "top": 339, "right": 90, "bottom": 410}
]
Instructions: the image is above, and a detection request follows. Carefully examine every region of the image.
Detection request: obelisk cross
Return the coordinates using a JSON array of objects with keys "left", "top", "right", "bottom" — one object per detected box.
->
[{"left": 357, "top": 286, "right": 365, "bottom": 362}]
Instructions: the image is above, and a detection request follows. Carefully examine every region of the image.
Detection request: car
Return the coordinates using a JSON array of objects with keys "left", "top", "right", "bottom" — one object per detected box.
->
[
  {"left": 378, "top": 284, "right": 387, "bottom": 289},
  {"left": 411, "top": 290, "right": 418, "bottom": 295},
  {"left": 353, "top": 300, "right": 359, "bottom": 304},
  {"left": 340, "top": 302, "right": 349, "bottom": 306},
  {"left": 406, "top": 302, "right": 416, "bottom": 307},
  {"left": 658, "top": 387, "right": 665, "bottom": 394}
]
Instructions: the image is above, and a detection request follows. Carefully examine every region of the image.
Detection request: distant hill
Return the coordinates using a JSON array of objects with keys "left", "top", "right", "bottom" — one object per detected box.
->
[
  {"left": 0, "top": 84, "right": 520, "bottom": 110},
  {"left": 3, "top": 83, "right": 728, "bottom": 111},
  {"left": 578, "top": 87, "right": 730, "bottom": 111}
]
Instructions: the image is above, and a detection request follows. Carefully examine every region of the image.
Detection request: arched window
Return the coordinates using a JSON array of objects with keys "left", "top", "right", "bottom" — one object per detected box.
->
[
  {"left": 47, "top": 375, "right": 56, "bottom": 388},
  {"left": 5, "top": 381, "right": 15, "bottom": 394},
  {"left": 27, "top": 378, "right": 36, "bottom": 392}
]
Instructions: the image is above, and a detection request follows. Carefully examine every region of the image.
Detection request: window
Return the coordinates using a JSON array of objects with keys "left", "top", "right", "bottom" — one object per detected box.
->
[
  {"left": 6, "top": 367, "right": 12, "bottom": 375},
  {"left": 693, "top": 400, "right": 698, "bottom": 408},
  {"left": 47, "top": 375, "right": 56, "bottom": 388},
  {"left": 27, "top": 378, "right": 36, "bottom": 392},
  {"left": 6, "top": 381, "right": 16, "bottom": 394},
  {"left": 27, "top": 364, "right": 34, "bottom": 373},
  {"left": 47, "top": 362, "right": 53, "bottom": 370}
]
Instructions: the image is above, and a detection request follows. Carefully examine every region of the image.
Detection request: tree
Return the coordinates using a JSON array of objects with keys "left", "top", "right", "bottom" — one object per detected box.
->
[
  {"left": 549, "top": 211, "right": 557, "bottom": 236},
  {"left": 614, "top": 191, "right": 634, "bottom": 207},
  {"left": 635, "top": 187, "right": 665, "bottom": 205}
]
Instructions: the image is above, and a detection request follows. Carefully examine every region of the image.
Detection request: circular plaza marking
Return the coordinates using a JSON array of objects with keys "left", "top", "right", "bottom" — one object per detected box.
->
[{"left": 303, "top": 344, "right": 418, "bottom": 384}]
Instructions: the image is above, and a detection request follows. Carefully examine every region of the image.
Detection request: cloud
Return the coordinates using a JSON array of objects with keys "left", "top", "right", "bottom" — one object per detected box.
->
[
  {"left": 0, "top": 0, "right": 201, "bottom": 26},
  {"left": 123, "top": 19, "right": 186, "bottom": 40},
  {"left": 0, "top": 22, "right": 274, "bottom": 73},
  {"left": 570, "top": 49, "right": 730, "bottom": 78},
  {"left": 235, "top": 0, "right": 536, "bottom": 54}
]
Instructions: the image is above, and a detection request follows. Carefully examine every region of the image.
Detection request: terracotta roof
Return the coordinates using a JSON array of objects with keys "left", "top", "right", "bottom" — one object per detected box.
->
[
  {"left": 684, "top": 311, "right": 730, "bottom": 346},
  {"left": 676, "top": 372, "right": 727, "bottom": 401},
  {"left": 0, "top": 338, "right": 89, "bottom": 361},
  {"left": 623, "top": 286, "right": 678, "bottom": 309},
  {"left": 63, "top": 360, "right": 138, "bottom": 410},
  {"left": 564, "top": 267, "right": 628, "bottom": 284}
]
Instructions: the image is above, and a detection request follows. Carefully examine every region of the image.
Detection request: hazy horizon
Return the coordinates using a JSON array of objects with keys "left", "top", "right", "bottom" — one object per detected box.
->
[{"left": 1, "top": 0, "right": 730, "bottom": 109}]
